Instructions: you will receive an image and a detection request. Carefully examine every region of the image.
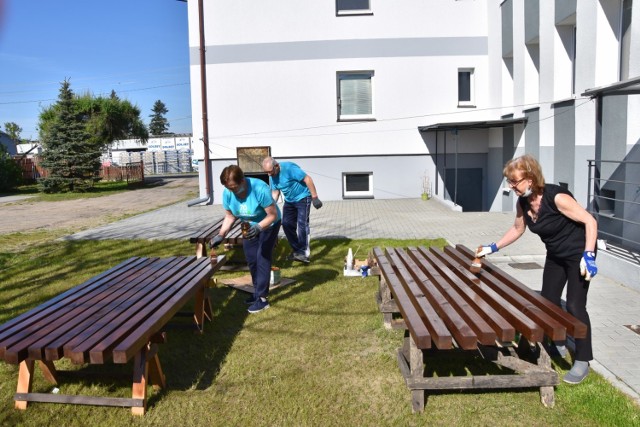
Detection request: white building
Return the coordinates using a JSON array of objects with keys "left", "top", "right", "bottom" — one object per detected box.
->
[
  {"left": 186, "top": 0, "right": 640, "bottom": 249},
  {"left": 0, "top": 131, "right": 17, "bottom": 156}
]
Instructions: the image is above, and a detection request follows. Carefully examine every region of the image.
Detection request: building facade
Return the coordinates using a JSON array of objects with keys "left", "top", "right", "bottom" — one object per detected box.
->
[{"left": 186, "top": 0, "right": 639, "bottom": 248}]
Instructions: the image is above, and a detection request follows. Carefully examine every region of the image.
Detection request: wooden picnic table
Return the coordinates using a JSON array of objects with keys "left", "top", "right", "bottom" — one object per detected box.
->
[
  {"left": 0, "top": 255, "right": 226, "bottom": 415},
  {"left": 373, "top": 244, "right": 587, "bottom": 412}
]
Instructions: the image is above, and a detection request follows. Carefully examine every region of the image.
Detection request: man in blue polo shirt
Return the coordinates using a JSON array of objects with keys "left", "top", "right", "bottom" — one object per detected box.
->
[{"left": 262, "top": 157, "right": 322, "bottom": 263}]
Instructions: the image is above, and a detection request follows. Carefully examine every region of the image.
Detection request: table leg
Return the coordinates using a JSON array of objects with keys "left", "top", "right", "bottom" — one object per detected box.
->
[
  {"left": 193, "top": 285, "right": 205, "bottom": 333},
  {"left": 409, "top": 335, "right": 425, "bottom": 413},
  {"left": 379, "top": 276, "right": 393, "bottom": 329},
  {"left": 15, "top": 360, "right": 35, "bottom": 410},
  {"left": 38, "top": 360, "right": 59, "bottom": 385},
  {"left": 537, "top": 343, "right": 555, "bottom": 408},
  {"left": 131, "top": 347, "right": 148, "bottom": 416},
  {"left": 196, "top": 242, "right": 207, "bottom": 258},
  {"left": 148, "top": 346, "right": 166, "bottom": 391}
]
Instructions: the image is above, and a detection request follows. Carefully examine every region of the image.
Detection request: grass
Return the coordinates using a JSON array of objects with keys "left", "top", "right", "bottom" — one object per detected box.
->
[
  {"left": 0, "top": 233, "right": 639, "bottom": 426},
  {"left": 8, "top": 180, "right": 147, "bottom": 202}
]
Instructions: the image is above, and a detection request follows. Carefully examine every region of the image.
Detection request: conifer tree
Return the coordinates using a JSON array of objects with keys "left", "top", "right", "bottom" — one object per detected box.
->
[
  {"left": 39, "top": 80, "right": 99, "bottom": 192},
  {"left": 148, "top": 100, "right": 170, "bottom": 136}
]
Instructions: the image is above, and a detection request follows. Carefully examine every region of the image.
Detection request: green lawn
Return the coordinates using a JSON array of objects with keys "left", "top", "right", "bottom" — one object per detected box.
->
[
  {"left": 0, "top": 235, "right": 638, "bottom": 426},
  {"left": 9, "top": 179, "right": 147, "bottom": 202}
]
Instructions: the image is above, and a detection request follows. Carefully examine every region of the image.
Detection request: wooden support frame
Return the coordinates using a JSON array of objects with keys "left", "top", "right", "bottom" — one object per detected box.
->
[
  {"left": 14, "top": 342, "right": 166, "bottom": 416},
  {"left": 397, "top": 334, "right": 558, "bottom": 413},
  {"left": 373, "top": 245, "right": 580, "bottom": 412}
]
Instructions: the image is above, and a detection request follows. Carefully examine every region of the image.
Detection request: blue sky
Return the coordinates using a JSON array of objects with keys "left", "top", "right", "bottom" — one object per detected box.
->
[{"left": 0, "top": 0, "right": 192, "bottom": 141}]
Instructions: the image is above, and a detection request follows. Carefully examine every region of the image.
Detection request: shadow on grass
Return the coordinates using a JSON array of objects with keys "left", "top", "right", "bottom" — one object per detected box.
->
[{"left": 0, "top": 240, "right": 194, "bottom": 322}]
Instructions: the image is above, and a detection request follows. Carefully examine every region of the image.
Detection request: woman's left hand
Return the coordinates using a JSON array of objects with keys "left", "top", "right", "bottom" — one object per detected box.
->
[{"left": 580, "top": 251, "right": 597, "bottom": 281}]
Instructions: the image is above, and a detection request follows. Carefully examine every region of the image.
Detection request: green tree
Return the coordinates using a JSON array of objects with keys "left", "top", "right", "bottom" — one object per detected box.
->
[
  {"left": 76, "top": 91, "right": 149, "bottom": 149},
  {"left": 0, "top": 144, "right": 23, "bottom": 192},
  {"left": 148, "top": 100, "right": 170, "bottom": 136},
  {"left": 38, "top": 82, "right": 149, "bottom": 193},
  {"left": 39, "top": 80, "right": 98, "bottom": 192},
  {"left": 3, "top": 122, "right": 23, "bottom": 142}
]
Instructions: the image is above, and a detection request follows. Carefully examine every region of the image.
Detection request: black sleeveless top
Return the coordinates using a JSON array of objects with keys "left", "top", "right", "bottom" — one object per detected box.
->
[{"left": 518, "top": 184, "right": 585, "bottom": 260}]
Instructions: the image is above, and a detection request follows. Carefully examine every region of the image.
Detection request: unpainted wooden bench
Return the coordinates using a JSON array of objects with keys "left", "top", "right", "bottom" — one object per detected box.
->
[
  {"left": 373, "top": 244, "right": 587, "bottom": 413},
  {"left": 0, "top": 255, "right": 226, "bottom": 415}
]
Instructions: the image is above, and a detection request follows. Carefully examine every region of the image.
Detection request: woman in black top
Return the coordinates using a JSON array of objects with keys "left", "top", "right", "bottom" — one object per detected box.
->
[{"left": 476, "top": 154, "right": 598, "bottom": 384}]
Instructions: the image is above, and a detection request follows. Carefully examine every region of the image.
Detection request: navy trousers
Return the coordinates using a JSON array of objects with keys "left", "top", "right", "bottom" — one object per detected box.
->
[
  {"left": 243, "top": 221, "right": 281, "bottom": 300},
  {"left": 282, "top": 196, "right": 311, "bottom": 257}
]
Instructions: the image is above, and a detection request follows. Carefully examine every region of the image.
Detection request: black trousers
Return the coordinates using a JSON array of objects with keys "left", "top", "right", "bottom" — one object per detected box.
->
[{"left": 541, "top": 255, "right": 593, "bottom": 361}]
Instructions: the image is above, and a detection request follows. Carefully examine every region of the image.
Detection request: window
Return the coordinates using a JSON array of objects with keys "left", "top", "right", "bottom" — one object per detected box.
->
[
  {"left": 342, "top": 172, "right": 373, "bottom": 199},
  {"left": 336, "top": 0, "right": 372, "bottom": 16},
  {"left": 337, "top": 71, "right": 374, "bottom": 121},
  {"left": 458, "top": 68, "right": 475, "bottom": 107}
]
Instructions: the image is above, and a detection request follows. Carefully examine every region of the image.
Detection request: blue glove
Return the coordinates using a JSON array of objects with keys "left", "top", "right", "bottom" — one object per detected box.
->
[
  {"left": 580, "top": 251, "right": 597, "bottom": 281},
  {"left": 245, "top": 223, "right": 263, "bottom": 240},
  {"left": 476, "top": 243, "right": 498, "bottom": 258},
  {"left": 209, "top": 235, "right": 224, "bottom": 248},
  {"left": 312, "top": 197, "right": 323, "bottom": 209}
]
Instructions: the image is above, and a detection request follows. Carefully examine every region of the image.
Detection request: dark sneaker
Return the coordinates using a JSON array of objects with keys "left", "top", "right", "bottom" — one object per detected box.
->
[
  {"left": 292, "top": 253, "right": 310, "bottom": 264},
  {"left": 563, "top": 361, "right": 589, "bottom": 384},
  {"left": 244, "top": 295, "right": 257, "bottom": 305},
  {"left": 286, "top": 252, "right": 296, "bottom": 261},
  {"left": 248, "top": 298, "right": 270, "bottom": 313}
]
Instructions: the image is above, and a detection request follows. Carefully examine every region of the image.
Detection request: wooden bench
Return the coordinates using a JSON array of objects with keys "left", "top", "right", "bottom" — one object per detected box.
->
[
  {"left": 190, "top": 216, "right": 244, "bottom": 259},
  {"left": 0, "top": 255, "right": 226, "bottom": 415},
  {"left": 373, "top": 244, "right": 588, "bottom": 412}
]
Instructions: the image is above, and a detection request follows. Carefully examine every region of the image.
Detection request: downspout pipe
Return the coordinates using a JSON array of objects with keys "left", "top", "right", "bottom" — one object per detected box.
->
[{"left": 188, "top": 0, "right": 213, "bottom": 206}]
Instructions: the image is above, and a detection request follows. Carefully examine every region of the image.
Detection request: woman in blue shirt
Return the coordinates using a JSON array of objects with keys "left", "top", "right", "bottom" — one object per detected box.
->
[{"left": 210, "top": 165, "right": 281, "bottom": 313}]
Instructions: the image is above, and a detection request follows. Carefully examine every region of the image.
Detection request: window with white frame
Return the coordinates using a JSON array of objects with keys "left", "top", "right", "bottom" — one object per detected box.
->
[
  {"left": 342, "top": 172, "right": 373, "bottom": 199},
  {"left": 336, "top": 0, "right": 372, "bottom": 16},
  {"left": 457, "top": 68, "right": 475, "bottom": 107},
  {"left": 337, "top": 71, "right": 374, "bottom": 121}
]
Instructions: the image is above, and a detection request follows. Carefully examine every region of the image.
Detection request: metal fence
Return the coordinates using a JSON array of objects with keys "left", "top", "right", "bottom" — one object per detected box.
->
[
  {"left": 14, "top": 156, "right": 144, "bottom": 184},
  {"left": 587, "top": 159, "right": 640, "bottom": 252},
  {"left": 116, "top": 150, "right": 194, "bottom": 175}
]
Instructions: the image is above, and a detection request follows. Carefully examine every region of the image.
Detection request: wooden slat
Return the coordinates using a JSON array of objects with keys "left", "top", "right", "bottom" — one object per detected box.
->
[
  {"left": 69, "top": 257, "right": 198, "bottom": 364},
  {"left": 373, "top": 248, "right": 431, "bottom": 349},
  {"left": 409, "top": 247, "right": 497, "bottom": 346},
  {"left": 454, "top": 244, "right": 588, "bottom": 339},
  {"left": 13, "top": 393, "right": 144, "bottom": 408},
  {"left": 2, "top": 258, "right": 159, "bottom": 364},
  {"left": 439, "top": 246, "right": 546, "bottom": 343},
  {"left": 111, "top": 257, "right": 218, "bottom": 363},
  {"left": 0, "top": 257, "right": 146, "bottom": 361},
  {"left": 386, "top": 248, "right": 452, "bottom": 349},
  {"left": 399, "top": 248, "right": 481, "bottom": 349},
  {"left": 34, "top": 258, "right": 180, "bottom": 361},
  {"left": 422, "top": 247, "right": 515, "bottom": 342},
  {"left": 189, "top": 217, "right": 243, "bottom": 244},
  {"left": 446, "top": 246, "right": 566, "bottom": 341}
]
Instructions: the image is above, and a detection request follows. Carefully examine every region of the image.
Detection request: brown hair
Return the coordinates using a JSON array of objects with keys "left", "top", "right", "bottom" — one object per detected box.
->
[
  {"left": 220, "top": 165, "right": 245, "bottom": 186},
  {"left": 503, "top": 154, "right": 545, "bottom": 194}
]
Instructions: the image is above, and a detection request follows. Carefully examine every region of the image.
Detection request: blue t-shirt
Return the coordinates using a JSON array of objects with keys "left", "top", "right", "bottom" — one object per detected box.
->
[
  {"left": 222, "top": 177, "right": 281, "bottom": 226},
  {"left": 270, "top": 161, "right": 311, "bottom": 202}
]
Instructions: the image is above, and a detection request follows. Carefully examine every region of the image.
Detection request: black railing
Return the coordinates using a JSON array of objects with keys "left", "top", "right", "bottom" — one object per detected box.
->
[{"left": 587, "top": 159, "right": 640, "bottom": 252}]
